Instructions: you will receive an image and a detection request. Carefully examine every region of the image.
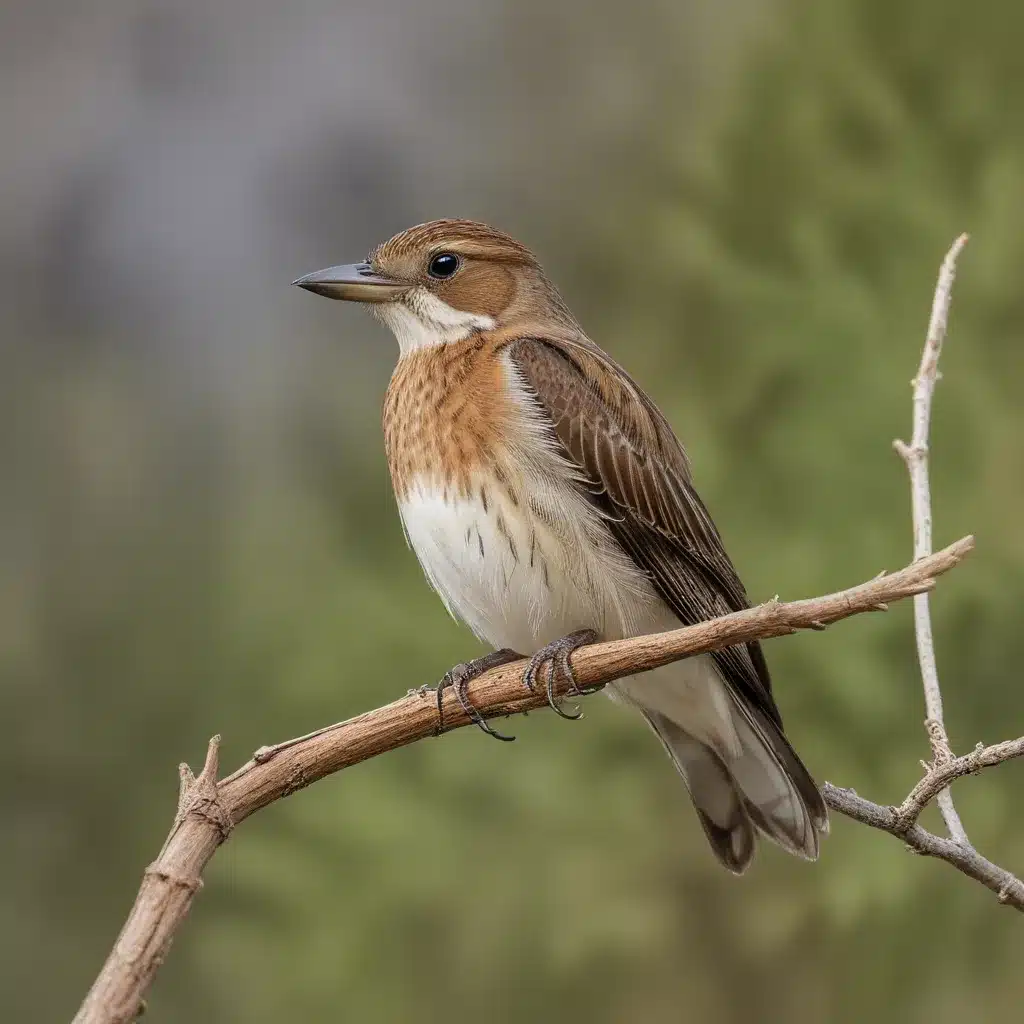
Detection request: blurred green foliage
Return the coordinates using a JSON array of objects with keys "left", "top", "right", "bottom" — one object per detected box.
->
[{"left": 3, "top": 0, "right": 1024, "bottom": 1020}]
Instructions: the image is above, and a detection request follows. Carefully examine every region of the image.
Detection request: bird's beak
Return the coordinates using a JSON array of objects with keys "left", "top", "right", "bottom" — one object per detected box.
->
[{"left": 292, "top": 263, "right": 408, "bottom": 302}]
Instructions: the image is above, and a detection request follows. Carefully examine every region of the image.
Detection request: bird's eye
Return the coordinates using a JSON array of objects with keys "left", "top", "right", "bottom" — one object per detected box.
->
[{"left": 427, "top": 252, "right": 460, "bottom": 279}]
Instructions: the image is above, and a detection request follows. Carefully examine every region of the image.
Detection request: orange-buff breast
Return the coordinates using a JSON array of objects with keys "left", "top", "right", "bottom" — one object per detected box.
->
[{"left": 383, "top": 334, "right": 524, "bottom": 503}]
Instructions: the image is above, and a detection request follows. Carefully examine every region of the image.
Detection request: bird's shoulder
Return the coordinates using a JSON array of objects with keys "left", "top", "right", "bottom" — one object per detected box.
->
[
  {"left": 501, "top": 333, "right": 711, "bottom": 555},
  {"left": 501, "top": 332, "right": 782, "bottom": 724}
]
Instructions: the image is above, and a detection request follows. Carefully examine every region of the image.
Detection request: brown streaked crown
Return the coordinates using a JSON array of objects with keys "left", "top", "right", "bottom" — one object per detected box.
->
[{"left": 371, "top": 219, "right": 537, "bottom": 267}]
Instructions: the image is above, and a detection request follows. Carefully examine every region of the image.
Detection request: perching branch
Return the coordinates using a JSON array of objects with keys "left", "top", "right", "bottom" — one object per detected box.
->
[{"left": 74, "top": 539, "right": 975, "bottom": 1023}]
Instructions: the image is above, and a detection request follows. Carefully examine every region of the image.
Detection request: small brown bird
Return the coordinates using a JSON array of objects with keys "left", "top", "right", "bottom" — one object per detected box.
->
[{"left": 295, "top": 219, "right": 827, "bottom": 872}]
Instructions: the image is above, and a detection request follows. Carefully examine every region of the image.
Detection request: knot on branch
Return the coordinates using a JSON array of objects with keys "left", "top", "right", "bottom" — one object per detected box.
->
[
  {"left": 925, "top": 718, "right": 954, "bottom": 764},
  {"left": 997, "top": 880, "right": 1024, "bottom": 906},
  {"left": 893, "top": 438, "right": 928, "bottom": 463},
  {"left": 143, "top": 866, "right": 204, "bottom": 894},
  {"left": 175, "top": 736, "right": 233, "bottom": 842}
]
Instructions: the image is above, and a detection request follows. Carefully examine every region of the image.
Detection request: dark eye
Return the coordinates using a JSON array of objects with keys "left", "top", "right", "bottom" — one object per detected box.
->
[{"left": 427, "top": 252, "right": 460, "bottom": 279}]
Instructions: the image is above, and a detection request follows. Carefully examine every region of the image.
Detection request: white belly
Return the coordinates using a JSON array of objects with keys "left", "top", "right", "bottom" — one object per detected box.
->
[
  {"left": 398, "top": 474, "right": 741, "bottom": 755},
  {"left": 398, "top": 474, "right": 657, "bottom": 654}
]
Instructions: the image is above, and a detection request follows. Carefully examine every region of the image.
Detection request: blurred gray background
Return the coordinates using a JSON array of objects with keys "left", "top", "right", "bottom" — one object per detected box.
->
[{"left": 3, "top": 0, "right": 1024, "bottom": 1021}]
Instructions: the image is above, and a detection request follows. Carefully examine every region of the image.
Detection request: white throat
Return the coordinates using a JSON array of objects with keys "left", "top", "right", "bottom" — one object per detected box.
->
[{"left": 373, "top": 287, "right": 495, "bottom": 355}]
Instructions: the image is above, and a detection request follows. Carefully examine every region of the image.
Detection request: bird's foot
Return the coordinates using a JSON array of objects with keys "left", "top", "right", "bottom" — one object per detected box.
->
[
  {"left": 522, "top": 629, "right": 598, "bottom": 720},
  {"left": 425, "top": 648, "right": 524, "bottom": 741}
]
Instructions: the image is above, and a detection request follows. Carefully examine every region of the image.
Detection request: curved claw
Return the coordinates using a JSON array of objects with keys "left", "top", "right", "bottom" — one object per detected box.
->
[
  {"left": 431, "top": 648, "right": 523, "bottom": 741},
  {"left": 454, "top": 673, "right": 516, "bottom": 742},
  {"left": 546, "top": 660, "right": 583, "bottom": 719},
  {"left": 523, "top": 629, "right": 597, "bottom": 720}
]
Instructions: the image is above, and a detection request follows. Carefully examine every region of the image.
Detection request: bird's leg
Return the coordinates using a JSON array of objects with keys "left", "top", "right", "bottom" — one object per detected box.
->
[
  {"left": 522, "top": 629, "right": 598, "bottom": 720},
  {"left": 417, "top": 648, "right": 524, "bottom": 741}
]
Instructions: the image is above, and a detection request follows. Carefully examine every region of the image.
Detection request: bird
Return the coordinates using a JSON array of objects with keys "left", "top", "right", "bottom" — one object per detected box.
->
[{"left": 294, "top": 218, "right": 828, "bottom": 873}]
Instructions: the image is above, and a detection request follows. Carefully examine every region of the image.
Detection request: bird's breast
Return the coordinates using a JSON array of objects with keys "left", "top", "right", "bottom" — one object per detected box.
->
[
  {"left": 383, "top": 336, "right": 511, "bottom": 503},
  {"left": 384, "top": 340, "right": 658, "bottom": 651}
]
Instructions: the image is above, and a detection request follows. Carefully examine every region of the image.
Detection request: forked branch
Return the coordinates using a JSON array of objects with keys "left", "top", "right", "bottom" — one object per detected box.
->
[{"left": 822, "top": 234, "right": 1024, "bottom": 909}]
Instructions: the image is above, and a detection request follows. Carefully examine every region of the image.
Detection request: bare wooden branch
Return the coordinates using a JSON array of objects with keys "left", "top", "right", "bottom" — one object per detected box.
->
[
  {"left": 74, "top": 538, "right": 977, "bottom": 1023},
  {"left": 820, "top": 235, "right": 1024, "bottom": 916},
  {"left": 893, "top": 232, "right": 970, "bottom": 842},
  {"left": 891, "top": 737, "right": 1024, "bottom": 832},
  {"left": 75, "top": 736, "right": 230, "bottom": 1024},
  {"left": 822, "top": 783, "right": 1024, "bottom": 910}
]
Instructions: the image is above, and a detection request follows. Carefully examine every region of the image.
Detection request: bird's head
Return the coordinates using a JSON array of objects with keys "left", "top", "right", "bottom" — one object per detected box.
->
[{"left": 294, "top": 219, "right": 576, "bottom": 353}]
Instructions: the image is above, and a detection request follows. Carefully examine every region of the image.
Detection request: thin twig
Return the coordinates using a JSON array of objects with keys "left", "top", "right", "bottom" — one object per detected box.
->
[
  {"left": 892, "top": 737, "right": 1024, "bottom": 832},
  {"left": 73, "top": 539, "right": 977, "bottom": 1024},
  {"left": 823, "top": 237, "right": 1024, "bottom": 912},
  {"left": 893, "top": 232, "right": 969, "bottom": 843},
  {"left": 822, "top": 783, "right": 1024, "bottom": 910}
]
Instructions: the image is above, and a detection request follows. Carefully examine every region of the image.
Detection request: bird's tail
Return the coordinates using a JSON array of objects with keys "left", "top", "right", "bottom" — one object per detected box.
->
[{"left": 627, "top": 664, "right": 827, "bottom": 873}]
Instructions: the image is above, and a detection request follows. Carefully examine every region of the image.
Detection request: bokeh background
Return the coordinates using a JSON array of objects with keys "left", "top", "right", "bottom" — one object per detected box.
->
[{"left": 3, "top": 0, "right": 1024, "bottom": 1020}]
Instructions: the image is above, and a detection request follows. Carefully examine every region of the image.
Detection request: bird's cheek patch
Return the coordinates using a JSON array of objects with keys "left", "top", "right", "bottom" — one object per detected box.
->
[{"left": 440, "top": 263, "right": 516, "bottom": 319}]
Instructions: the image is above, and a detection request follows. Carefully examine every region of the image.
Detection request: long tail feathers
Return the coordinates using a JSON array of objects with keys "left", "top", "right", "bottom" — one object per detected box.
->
[
  {"left": 645, "top": 712, "right": 756, "bottom": 873},
  {"left": 643, "top": 693, "right": 827, "bottom": 872}
]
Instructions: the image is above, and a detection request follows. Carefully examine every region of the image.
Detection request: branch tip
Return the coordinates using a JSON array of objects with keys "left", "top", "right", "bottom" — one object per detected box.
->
[{"left": 199, "top": 735, "right": 222, "bottom": 784}]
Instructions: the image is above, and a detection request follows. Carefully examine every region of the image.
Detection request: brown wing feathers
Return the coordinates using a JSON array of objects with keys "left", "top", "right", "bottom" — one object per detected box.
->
[{"left": 506, "top": 335, "right": 785, "bottom": 730}]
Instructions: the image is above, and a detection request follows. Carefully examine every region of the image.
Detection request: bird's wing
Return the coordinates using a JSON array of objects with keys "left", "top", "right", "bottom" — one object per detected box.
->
[{"left": 505, "top": 335, "right": 783, "bottom": 728}]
